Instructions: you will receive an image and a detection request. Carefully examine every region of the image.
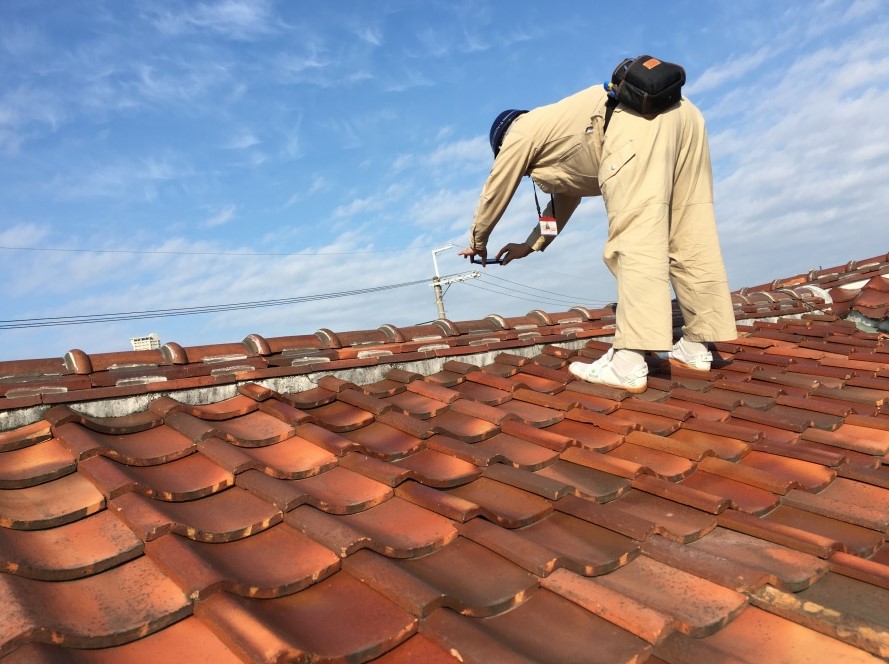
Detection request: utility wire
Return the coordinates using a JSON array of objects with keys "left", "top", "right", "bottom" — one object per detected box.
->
[
  {"left": 0, "top": 278, "right": 429, "bottom": 330},
  {"left": 0, "top": 245, "right": 434, "bottom": 257},
  {"left": 481, "top": 272, "right": 612, "bottom": 305},
  {"left": 461, "top": 279, "right": 584, "bottom": 308}
]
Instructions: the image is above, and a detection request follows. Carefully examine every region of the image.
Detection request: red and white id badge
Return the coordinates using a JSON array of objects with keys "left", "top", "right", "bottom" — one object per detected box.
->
[{"left": 539, "top": 215, "right": 558, "bottom": 236}]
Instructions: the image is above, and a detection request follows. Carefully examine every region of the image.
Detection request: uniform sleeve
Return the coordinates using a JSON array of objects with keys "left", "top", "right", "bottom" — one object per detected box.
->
[
  {"left": 468, "top": 131, "right": 534, "bottom": 251},
  {"left": 524, "top": 193, "right": 581, "bottom": 251}
]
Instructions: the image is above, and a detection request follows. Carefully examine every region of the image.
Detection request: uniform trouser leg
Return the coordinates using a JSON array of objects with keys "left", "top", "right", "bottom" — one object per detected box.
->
[{"left": 599, "top": 101, "right": 736, "bottom": 350}]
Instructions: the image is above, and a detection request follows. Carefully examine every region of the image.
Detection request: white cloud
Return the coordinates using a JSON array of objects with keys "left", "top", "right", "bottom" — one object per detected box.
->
[
  {"left": 202, "top": 204, "right": 237, "bottom": 228},
  {"left": 148, "top": 0, "right": 278, "bottom": 40}
]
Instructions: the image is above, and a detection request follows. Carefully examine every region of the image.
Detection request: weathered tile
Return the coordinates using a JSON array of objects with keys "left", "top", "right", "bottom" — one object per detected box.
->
[
  {"left": 146, "top": 522, "right": 339, "bottom": 600},
  {"left": 459, "top": 510, "right": 639, "bottom": 577},
  {"left": 422, "top": 590, "right": 650, "bottom": 664},
  {"left": 0, "top": 555, "right": 190, "bottom": 657},
  {"left": 0, "top": 509, "right": 142, "bottom": 580},
  {"left": 344, "top": 538, "right": 537, "bottom": 617},
  {"left": 0, "top": 438, "right": 76, "bottom": 489},
  {"left": 0, "top": 472, "right": 105, "bottom": 530},
  {"left": 642, "top": 527, "right": 828, "bottom": 592},
  {"left": 195, "top": 571, "right": 417, "bottom": 663},
  {"left": 54, "top": 423, "right": 195, "bottom": 465}
]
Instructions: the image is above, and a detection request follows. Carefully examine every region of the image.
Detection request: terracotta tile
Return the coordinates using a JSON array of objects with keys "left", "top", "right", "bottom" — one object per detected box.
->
[
  {"left": 829, "top": 550, "right": 889, "bottom": 591},
  {"left": 421, "top": 590, "right": 650, "bottom": 664},
  {"left": 344, "top": 538, "right": 537, "bottom": 617},
  {"left": 680, "top": 470, "right": 780, "bottom": 515},
  {"left": 0, "top": 438, "right": 76, "bottom": 489},
  {"left": 501, "top": 418, "right": 573, "bottom": 452},
  {"left": 750, "top": 573, "right": 889, "bottom": 659},
  {"left": 555, "top": 491, "right": 712, "bottom": 544},
  {"left": 438, "top": 477, "right": 552, "bottom": 528},
  {"left": 667, "top": 428, "right": 749, "bottom": 461},
  {"left": 207, "top": 410, "right": 296, "bottom": 447},
  {"left": 737, "top": 450, "right": 835, "bottom": 492},
  {"left": 53, "top": 422, "right": 195, "bottom": 465},
  {"left": 198, "top": 433, "right": 337, "bottom": 479},
  {"left": 376, "top": 410, "right": 436, "bottom": 440},
  {"left": 2, "top": 617, "right": 243, "bottom": 663},
  {"left": 371, "top": 633, "right": 460, "bottom": 663},
  {"left": 343, "top": 421, "right": 426, "bottom": 459},
  {"left": 285, "top": 497, "right": 457, "bottom": 558},
  {"left": 626, "top": 429, "right": 714, "bottom": 462},
  {"left": 631, "top": 475, "right": 729, "bottom": 514},
  {"left": 146, "top": 522, "right": 339, "bottom": 600},
  {"left": 426, "top": 434, "right": 495, "bottom": 467},
  {"left": 0, "top": 509, "right": 142, "bottom": 580},
  {"left": 761, "top": 505, "right": 884, "bottom": 557},
  {"left": 78, "top": 452, "right": 233, "bottom": 501},
  {"left": 654, "top": 605, "right": 884, "bottom": 663},
  {"left": 697, "top": 455, "right": 792, "bottom": 494},
  {"left": 800, "top": 423, "right": 889, "bottom": 456},
  {"left": 783, "top": 478, "right": 889, "bottom": 533},
  {"left": 545, "top": 554, "right": 747, "bottom": 641},
  {"left": 473, "top": 433, "right": 559, "bottom": 470},
  {"left": 752, "top": 438, "right": 846, "bottom": 467},
  {"left": 495, "top": 399, "right": 563, "bottom": 426},
  {"left": 0, "top": 420, "right": 52, "bottom": 453},
  {"left": 718, "top": 508, "right": 840, "bottom": 558},
  {"left": 506, "top": 372, "right": 563, "bottom": 394},
  {"left": 561, "top": 446, "right": 646, "bottom": 480},
  {"left": 459, "top": 510, "right": 639, "bottom": 577},
  {"left": 294, "top": 421, "right": 359, "bottom": 456},
  {"left": 195, "top": 571, "right": 416, "bottom": 662},
  {"left": 482, "top": 463, "right": 571, "bottom": 500},
  {"left": 837, "top": 463, "right": 889, "bottom": 490},
  {"left": 393, "top": 449, "right": 482, "bottom": 487},
  {"left": 110, "top": 485, "right": 281, "bottom": 542},
  {"left": 544, "top": 419, "right": 624, "bottom": 452},
  {"left": 607, "top": 443, "right": 696, "bottom": 481},
  {"left": 183, "top": 395, "right": 258, "bottom": 420},
  {"left": 0, "top": 472, "right": 105, "bottom": 530},
  {"left": 424, "top": 410, "right": 499, "bottom": 443},
  {"left": 302, "top": 400, "right": 375, "bottom": 432},
  {"left": 511, "top": 387, "right": 575, "bottom": 412},
  {"left": 643, "top": 527, "right": 828, "bottom": 593},
  {"left": 283, "top": 385, "right": 336, "bottom": 409},
  {"left": 450, "top": 380, "right": 511, "bottom": 405},
  {"left": 536, "top": 459, "right": 631, "bottom": 502},
  {"left": 565, "top": 407, "right": 638, "bottom": 435},
  {"left": 0, "top": 555, "right": 190, "bottom": 656},
  {"left": 613, "top": 410, "right": 681, "bottom": 436},
  {"left": 383, "top": 391, "right": 450, "bottom": 418},
  {"left": 660, "top": 397, "right": 730, "bottom": 422}
]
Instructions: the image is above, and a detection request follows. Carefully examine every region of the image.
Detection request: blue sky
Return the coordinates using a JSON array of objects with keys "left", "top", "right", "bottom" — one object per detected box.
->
[{"left": 1, "top": 0, "right": 888, "bottom": 361}]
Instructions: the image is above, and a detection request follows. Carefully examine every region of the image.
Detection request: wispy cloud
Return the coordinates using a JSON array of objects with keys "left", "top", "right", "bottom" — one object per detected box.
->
[
  {"left": 147, "top": 0, "right": 279, "bottom": 40},
  {"left": 202, "top": 203, "right": 237, "bottom": 228}
]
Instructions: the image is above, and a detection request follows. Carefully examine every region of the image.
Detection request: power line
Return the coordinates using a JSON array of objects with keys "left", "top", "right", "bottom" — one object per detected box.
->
[
  {"left": 0, "top": 279, "right": 429, "bottom": 330},
  {"left": 481, "top": 272, "right": 611, "bottom": 305},
  {"left": 461, "top": 279, "right": 583, "bottom": 308},
  {"left": 0, "top": 245, "right": 438, "bottom": 257}
]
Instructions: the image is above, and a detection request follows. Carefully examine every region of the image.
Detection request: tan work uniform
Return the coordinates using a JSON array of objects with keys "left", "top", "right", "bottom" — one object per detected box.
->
[{"left": 468, "top": 84, "right": 737, "bottom": 351}]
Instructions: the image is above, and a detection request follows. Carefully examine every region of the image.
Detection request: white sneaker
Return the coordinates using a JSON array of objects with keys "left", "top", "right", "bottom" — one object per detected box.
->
[
  {"left": 668, "top": 340, "right": 713, "bottom": 371},
  {"left": 568, "top": 349, "right": 648, "bottom": 393}
]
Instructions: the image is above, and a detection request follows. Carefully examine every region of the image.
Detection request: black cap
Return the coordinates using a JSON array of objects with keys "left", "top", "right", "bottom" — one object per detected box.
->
[{"left": 489, "top": 109, "right": 527, "bottom": 156}]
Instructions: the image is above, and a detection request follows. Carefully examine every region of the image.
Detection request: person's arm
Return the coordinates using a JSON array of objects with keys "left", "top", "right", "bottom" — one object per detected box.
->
[
  {"left": 467, "top": 132, "right": 534, "bottom": 252},
  {"left": 523, "top": 193, "right": 581, "bottom": 251}
]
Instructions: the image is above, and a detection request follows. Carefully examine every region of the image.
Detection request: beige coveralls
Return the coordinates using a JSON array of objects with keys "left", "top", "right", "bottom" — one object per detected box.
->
[{"left": 468, "top": 85, "right": 737, "bottom": 351}]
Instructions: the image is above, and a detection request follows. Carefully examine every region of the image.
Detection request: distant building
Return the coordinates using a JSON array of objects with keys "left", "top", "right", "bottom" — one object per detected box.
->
[{"left": 130, "top": 332, "right": 160, "bottom": 351}]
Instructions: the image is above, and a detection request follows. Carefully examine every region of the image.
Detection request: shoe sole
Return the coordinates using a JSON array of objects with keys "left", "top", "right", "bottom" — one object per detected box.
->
[
  {"left": 568, "top": 370, "right": 647, "bottom": 393},
  {"left": 668, "top": 358, "right": 711, "bottom": 372}
]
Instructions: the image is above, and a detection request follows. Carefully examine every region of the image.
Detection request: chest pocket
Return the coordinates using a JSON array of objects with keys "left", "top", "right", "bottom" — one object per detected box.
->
[{"left": 598, "top": 138, "right": 635, "bottom": 188}]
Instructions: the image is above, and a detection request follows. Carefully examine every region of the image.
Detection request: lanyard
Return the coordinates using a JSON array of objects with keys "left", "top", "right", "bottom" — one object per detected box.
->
[{"left": 532, "top": 181, "right": 555, "bottom": 218}]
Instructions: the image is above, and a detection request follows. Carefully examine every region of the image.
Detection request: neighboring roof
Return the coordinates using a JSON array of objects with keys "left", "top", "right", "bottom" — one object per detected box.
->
[{"left": 1, "top": 252, "right": 888, "bottom": 663}]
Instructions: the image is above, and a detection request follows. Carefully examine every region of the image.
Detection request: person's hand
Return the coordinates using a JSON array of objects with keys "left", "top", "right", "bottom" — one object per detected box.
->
[
  {"left": 496, "top": 242, "right": 533, "bottom": 266},
  {"left": 457, "top": 246, "right": 487, "bottom": 266}
]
